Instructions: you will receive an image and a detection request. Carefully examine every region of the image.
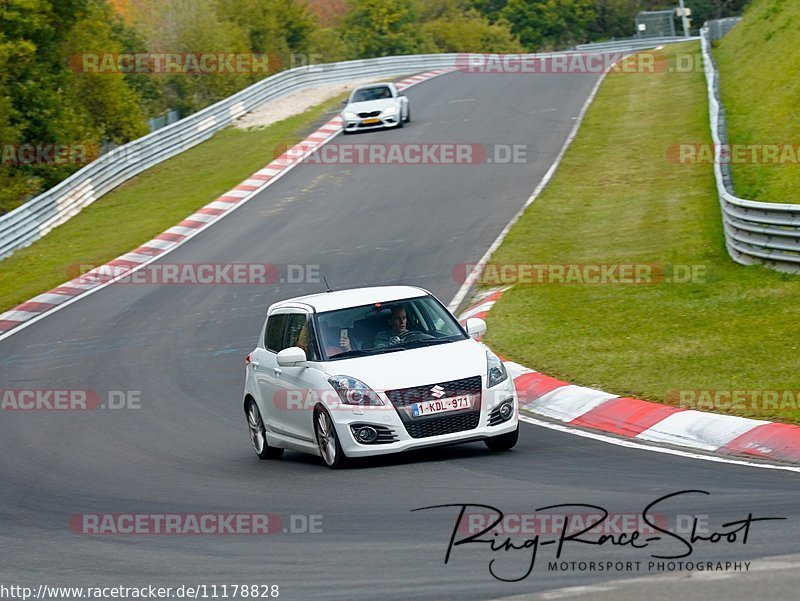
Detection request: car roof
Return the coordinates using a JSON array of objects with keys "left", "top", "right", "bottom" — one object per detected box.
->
[
  {"left": 269, "top": 285, "right": 431, "bottom": 314},
  {"left": 352, "top": 83, "right": 393, "bottom": 92}
]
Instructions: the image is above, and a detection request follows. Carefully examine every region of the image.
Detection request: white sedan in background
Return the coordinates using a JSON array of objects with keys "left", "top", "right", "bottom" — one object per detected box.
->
[
  {"left": 242, "top": 286, "right": 519, "bottom": 468},
  {"left": 341, "top": 83, "right": 410, "bottom": 134}
]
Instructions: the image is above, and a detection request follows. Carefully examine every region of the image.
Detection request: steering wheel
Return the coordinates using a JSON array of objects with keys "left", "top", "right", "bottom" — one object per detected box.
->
[{"left": 387, "top": 331, "right": 435, "bottom": 346}]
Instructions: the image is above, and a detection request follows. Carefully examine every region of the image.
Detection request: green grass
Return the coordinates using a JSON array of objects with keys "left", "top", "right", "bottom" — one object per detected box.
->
[
  {"left": 715, "top": 0, "right": 800, "bottom": 203},
  {"left": 484, "top": 42, "right": 800, "bottom": 424},
  {"left": 0, "top": 94, "right": 346, "bottom": 312}
]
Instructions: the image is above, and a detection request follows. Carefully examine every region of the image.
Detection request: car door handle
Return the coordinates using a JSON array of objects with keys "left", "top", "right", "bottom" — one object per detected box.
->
[{"left": 273, "top": 367, "right": 282, "bottom": 376}]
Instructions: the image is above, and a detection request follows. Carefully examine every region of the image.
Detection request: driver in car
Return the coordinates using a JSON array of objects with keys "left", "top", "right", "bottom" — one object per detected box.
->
[{"left": 373, "top": 306, "right": 419, "bottom": 348}]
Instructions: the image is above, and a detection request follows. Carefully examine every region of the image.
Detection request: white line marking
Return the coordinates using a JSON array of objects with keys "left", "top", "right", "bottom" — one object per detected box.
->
[
  {"left": 137, "top": 238, "right": 177, "bottom": 250},
  {"left": 524, "top": 385, "right": 617, "bottom": 422},
  {"left": 448, "top": 66, "right": 611, "bottom": 312},
  {"left": 519, "top": 414, "right": 800, "bottom": 473},
  {"left": 635, "top": 410, "right": 769, "bottom": 451}
]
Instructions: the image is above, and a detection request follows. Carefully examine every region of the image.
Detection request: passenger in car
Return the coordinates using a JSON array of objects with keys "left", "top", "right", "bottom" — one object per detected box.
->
[
  {"left": 373, "top": 305, "right": 415, "bottom": 348},
  {"left": 321, "top": 324, "right": 351, "bottom": 357}
]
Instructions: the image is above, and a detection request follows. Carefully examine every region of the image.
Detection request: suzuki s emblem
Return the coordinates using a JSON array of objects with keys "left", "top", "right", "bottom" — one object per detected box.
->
[{"left": 430, "top": 385, "right": 446, "bottom": 398}]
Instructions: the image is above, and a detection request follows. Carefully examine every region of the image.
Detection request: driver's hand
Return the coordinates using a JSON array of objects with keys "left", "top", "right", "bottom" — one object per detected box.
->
[{"left": 340, "top": 336, "right": 351, "bottom": 351}]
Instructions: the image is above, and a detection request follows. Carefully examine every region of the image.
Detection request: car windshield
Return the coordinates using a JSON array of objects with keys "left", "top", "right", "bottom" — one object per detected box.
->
[
  {"left": 351, "top": 86, "right": 393, "bottom": 102},
  {"left": 316, "top": 295, "right": 468, "bottom": 360}
]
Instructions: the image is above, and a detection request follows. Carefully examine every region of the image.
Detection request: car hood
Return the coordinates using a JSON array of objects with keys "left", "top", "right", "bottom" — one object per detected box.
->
[
  {"left": 344, "top": 98, "right": 397, "bottom": 113},
  {"left": 322, "top": 338, "right": 487, "bottom": 392}
]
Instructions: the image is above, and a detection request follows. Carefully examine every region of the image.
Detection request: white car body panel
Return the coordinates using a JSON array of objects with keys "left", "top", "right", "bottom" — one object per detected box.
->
[
  {"left": 341, "top": 83, "right": 409, "bottom": 133},
  {"left": 242, "top": 286, "right": 518, "bottom": 464}
]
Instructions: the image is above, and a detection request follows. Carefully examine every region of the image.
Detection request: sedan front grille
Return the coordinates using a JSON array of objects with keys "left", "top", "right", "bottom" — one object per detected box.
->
[
  {"left": 404, "top": 411, "right": 480, "bottom": 439},
  {"left": 358, "top": 110, "right": 381, "bottom": 118}
]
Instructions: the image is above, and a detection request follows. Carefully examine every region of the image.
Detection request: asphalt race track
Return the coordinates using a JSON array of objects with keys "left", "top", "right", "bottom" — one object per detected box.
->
[{"left": 1, "top": 68, "right": 799, "bottom": 601}]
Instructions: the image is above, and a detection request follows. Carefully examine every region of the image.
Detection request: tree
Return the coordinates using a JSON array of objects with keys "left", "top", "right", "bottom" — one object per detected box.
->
[
  {"left": 343, "top": 0, "right": 432, "bottom": 58},
  {"left": 421, "top": 11, "right": 523, "bottom": 52},
  {"left": 500, "top": 0, "right": 597, "bottom": 50},
  {"left": 128, "top": 0, "right": 252, "bottom": 115},
  {"left": 586, "top": 0, "right": 639, "bottom": 40},
  {"left": 0, "top": 0, "right": 148, "bottom": 214}
]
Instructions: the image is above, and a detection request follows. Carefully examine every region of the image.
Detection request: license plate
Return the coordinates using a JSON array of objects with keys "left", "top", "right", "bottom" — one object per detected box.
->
[
  {"left": 362, "top": 118, "right": 381, "bottom": 124},
  {"left": 412, "top": 395, "right": 471, "bottom": 417}
]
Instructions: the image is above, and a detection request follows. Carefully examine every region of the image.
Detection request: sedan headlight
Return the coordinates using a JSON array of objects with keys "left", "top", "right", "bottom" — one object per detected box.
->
[
  {"left": 381, "top": 106, "right": 397, "bottom": 116},
  {"left": 328, "top": 376, "right": 384, "bottom": 406},
  {"left": 486, "top": 350, "right": 508, "bottom": 388},
  {"left": 343, "top": 111, "right": 358, "bottom": 119}
]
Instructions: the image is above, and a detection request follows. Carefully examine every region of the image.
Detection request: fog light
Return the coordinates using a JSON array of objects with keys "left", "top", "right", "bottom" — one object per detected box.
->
[
  {"left": 499, "top": 402, "right": 513, "bottom": 420},
  {"left": 355, "top": 426, "right": 378, "bottom": 443}
]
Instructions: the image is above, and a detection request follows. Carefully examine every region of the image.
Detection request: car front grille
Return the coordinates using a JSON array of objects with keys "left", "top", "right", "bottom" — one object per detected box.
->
[
  {"left": 404, "top": 411, "right": 481, "bottom": 439},
  {"left": 386, "top": 376, "right": 482, "bottom": 407},
  {"left": 358, "top": 111, "right": 381, "bottom": 118},
  {"left": 386, "top": 376, "right": 483, "bottom": 439}
]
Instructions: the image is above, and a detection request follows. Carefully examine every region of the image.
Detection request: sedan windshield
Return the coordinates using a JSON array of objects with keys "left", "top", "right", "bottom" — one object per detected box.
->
[
  {"left": 351, "top": 86, "right": 393, "bottom": 102},
  {"left": 316, "top": 295, "right": 468, "bottom": 360}
]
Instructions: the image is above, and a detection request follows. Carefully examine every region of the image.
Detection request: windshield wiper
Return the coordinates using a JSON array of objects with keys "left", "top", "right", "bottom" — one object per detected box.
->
[
  {"left": 329, "top": 346, "right": 406, "bottom": 359},
  {"left": 402, "top": 337, "right": 461, "bottom": 349},
  {"left": 329, "top": 349, "right": 371, "bottom": 359},
  {"left": 371, "top": 346, "right": 408, "bottom": 354}
]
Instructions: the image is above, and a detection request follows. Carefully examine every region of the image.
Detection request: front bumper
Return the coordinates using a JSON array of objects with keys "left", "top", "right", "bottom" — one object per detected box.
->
[
  {"left": 343, "top": 115, "right": 401, "bottom": 132},
  {"left": 331, "top": 380, "right": 519, "bottom": 458}
]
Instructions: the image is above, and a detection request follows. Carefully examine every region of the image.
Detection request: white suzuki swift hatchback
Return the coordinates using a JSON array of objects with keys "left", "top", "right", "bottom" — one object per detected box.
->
[{"left": 242, "top": 286, "right": 519, "bottom": 468}]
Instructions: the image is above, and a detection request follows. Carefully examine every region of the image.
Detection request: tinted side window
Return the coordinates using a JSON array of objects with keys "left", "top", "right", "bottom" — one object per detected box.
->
[
  {"left": 285, "top": 314, "right": 320, "bottom": 361},
  {"left": 265, "top": 314, "right": 288, "bottom": 352}
]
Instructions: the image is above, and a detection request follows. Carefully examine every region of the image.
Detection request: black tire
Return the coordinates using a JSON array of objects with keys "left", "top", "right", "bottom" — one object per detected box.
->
[
  {"left": 484, "top": 425, "right": 519, "bottom": 452},
  {"left": 396, "top": 117, "right": 404, "bottom": 128},
  {"left": 403, "top": 105, "right": 410, "bottom": 123},
  {"left": 314, "top": 408, "right": 350, "bottom": 469},
  {"left": 245, "top": 399, "right": 284, "bottom": 460}
]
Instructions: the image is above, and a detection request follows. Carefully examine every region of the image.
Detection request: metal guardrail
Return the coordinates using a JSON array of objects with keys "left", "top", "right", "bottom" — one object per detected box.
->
[
  {"left": 574, "top": 36, "right": 698, "bottom": 53},
  {"left": 701, "top": 19, "right": 800, "bottom": 272},
  {"left": 0, "top": 38, "right": 701, "bottom": 261}
]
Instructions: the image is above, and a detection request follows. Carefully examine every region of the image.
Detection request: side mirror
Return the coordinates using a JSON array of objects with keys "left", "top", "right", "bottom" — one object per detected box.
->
[
  {"left": 277, "top": 346, "right": 307, "bottom": 366},
  {"left": 342, "top": 99, "right": 349, "bottom": 105},
  {"left": 465, "top": 317, "right": 487, "bottom": 339}
]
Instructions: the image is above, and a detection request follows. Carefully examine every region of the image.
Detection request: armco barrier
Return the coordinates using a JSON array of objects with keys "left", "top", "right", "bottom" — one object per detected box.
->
[
  {"left": 0, "top": 39, "right": 692, "bottom": 262},
  {"left": 701, "top": 19, "right": 800, "bottom": 273},
  {"left": 574, "top": 36, "right": 698, "bottom": 52}
]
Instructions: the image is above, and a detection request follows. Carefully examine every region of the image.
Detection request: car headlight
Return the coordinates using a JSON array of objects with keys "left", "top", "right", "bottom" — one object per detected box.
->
[
  {"left": 486, "top": 350, "right": 508, "bottom": 388},
  {"left": 382, "top": 106, "right": 397, "bottom": 116},
  {"left": 343, "top": 111, "right": 358, "bottom": 119},
  {"left": 328, "top": 376, "right": 384, "bottom": 406}
]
